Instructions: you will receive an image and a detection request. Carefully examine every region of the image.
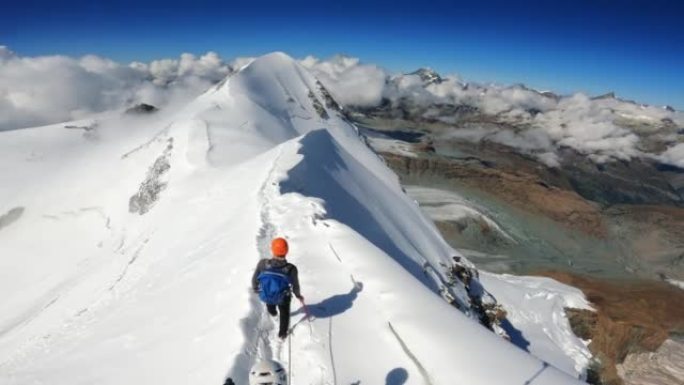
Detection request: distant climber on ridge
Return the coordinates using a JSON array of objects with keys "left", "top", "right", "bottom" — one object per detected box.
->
[{"left": 252, "top": 237, "right": 303, "bottom": 339}]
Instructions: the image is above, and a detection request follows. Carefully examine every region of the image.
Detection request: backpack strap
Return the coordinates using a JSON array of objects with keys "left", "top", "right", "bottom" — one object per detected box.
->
[{"left": 265, "top": 260, "right": 294, "bottom": 276}]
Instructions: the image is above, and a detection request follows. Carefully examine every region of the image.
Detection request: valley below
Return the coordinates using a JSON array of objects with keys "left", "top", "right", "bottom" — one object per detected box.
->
[{"left": 356, "top": 117, "right": 684, "bottom": 385}]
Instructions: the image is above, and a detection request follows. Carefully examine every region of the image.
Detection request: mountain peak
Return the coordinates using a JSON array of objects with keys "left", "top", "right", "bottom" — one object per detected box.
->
[
  {"left": 408, "top": 67, "right": 443, "bottom": 84},
  {"left": 238, "top": 51, "right": 298, "bottom": 73},
  {"left": 592, "top": 91, "right": 616, "bottom": 100},
  {"left": 187, "top": 50, "right": 344, "bottom": 165}
]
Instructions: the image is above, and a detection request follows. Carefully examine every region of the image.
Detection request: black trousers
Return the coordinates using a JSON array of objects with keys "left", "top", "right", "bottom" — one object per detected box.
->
[{"left": 266, "top": 295, "right": 291, "bottom": 337}]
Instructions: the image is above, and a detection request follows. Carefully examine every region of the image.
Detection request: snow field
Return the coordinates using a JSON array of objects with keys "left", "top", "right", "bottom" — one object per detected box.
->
[{"left": 0, "top": 52, "right": 588, "bottom": 385}]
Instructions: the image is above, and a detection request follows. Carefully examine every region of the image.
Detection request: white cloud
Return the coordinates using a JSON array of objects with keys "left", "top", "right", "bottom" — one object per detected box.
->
[
  {"left": 1, "top": 47, "right": 680, "bottom": 168},
  {"left": 490, "top": 128, "right": 554, "bottom": 152},
  {"left": 300, "top": 55, "right": 388, "bottom": 107},
  {"left": 660, "top": 143, "right": 684, "bottom": 168},
  {"left": 537, "top": 152, "right": 561, "bottom": 168},
  {"left": 531, "top": 93, "right": 644, "bottom": 162},
  {"left": 0, "top": 46, "right": 16, "bottom": 61},
  {"left": 0, "top": 48, "right": 232, "bottom": 130}
]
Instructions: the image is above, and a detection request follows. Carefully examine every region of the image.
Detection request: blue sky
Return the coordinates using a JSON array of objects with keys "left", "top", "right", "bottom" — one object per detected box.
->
[{"left": 2, "top": 0, "right": 683, "bottom": 108}]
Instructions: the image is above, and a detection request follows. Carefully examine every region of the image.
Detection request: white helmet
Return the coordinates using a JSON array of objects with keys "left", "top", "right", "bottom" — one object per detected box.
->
[{"left": 248, "top": 359, "right": 287, "bottom": 385}]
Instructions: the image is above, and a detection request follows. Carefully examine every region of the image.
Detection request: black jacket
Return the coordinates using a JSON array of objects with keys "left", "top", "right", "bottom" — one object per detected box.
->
[{"left": 251, "top": 258, "right": 302, "bottom": 299}]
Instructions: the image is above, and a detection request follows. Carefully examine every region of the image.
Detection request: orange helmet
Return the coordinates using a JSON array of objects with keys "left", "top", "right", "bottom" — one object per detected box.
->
[{"left": 271, "top": 237, "right": 288, "bottom": 257}]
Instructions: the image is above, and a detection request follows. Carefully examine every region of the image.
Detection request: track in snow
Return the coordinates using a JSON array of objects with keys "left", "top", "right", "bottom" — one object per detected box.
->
[{"left": 227, "top": 149, "right": 332, "bottom": 385}]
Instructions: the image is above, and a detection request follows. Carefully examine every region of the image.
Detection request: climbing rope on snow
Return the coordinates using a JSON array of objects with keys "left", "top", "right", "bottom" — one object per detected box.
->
[{"left": 288, "top": 332, "right": 292, "bottom": 385}]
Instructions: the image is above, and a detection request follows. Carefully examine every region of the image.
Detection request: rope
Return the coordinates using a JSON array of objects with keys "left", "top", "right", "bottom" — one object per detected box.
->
[
  {"left": 288, "top": 333, "right": 292, "bottom": 385},
  {"left": 329, "top": 317, "right": 338, "bottom": 385}
]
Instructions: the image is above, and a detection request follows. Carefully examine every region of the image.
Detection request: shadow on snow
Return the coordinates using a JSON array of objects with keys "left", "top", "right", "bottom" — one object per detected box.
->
[
  {"left": 500, "top": 318, "right": 531, "bottom": 352},
  {"left": 280, "top": 129, "right": 441, "bottom": 294},
  {"left": 295, "top": 279, "right": 363, "bottom": 319},
  {"left": 386, "top": 367, "right": 409, "bottom": 385}
]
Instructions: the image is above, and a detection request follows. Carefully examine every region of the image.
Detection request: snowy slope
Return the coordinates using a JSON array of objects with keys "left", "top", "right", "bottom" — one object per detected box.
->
[
  {"left": 480, "top": 273, "right": 593, "bottom": 377},
  {"left": 0, "top": 52, "right": 585, "bottom": 385}
]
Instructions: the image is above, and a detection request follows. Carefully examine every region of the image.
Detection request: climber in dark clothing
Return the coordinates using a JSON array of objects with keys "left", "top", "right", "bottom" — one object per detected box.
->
[{"left": 252, "top": 237, "right": 303, "bottom": 339}]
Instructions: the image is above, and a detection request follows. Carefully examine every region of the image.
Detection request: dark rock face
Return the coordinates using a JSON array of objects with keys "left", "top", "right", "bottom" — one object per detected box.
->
[
  {"left": 0, "top": 207, "right": 24, "bottom": 231},
  {"left": 129, "top": 139, "right": 172, "bottom": 215},
  {"left": 558, "top": 149, "right": 684, "bottom": 207},
  {"left": 125, "top": 103, "right": 158, "bottom": 115},
  {"left": 443, "top": 257, "right": 509, "bottom": 337},
  {"left": 356, "top": 125, "right": 425, "bottom": 143},
  {"left": 408, "top": 68, "right": 443, "bottom": 85},
  {"left": 592, "top": 92, "right": 617, "bottom": 100},
  {"left": 540, "top": 91, "right": 561, "bottom": 101},
  {"left": 316, "top": 81, "right": 342, "bottom": 112},
  {"left": 355, "top": 100, "right": 481, "bottom": 123},
  {"left": 64, "top": 122, "right": 99, "bottom": 140},
  {"left": 308, "top": 91, "right": 329, "bottom": 120},
  {"left": 566, "top": 308, "right": 597, "bottom": 340}
]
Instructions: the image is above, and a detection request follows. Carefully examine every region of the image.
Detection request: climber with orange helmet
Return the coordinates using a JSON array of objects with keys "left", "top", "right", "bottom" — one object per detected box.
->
[{"left": 252, "top": 237, "right": 303, "bottom": 339}]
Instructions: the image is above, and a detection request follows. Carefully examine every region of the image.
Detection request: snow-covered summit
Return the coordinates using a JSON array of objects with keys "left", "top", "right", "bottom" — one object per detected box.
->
[{"left": 0, "top": 52, "right": 586, "bottom": 385}]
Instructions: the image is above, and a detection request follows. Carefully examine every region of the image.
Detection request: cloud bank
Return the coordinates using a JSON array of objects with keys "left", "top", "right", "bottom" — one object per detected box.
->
[
  {"left": 0, "top": 47, "right": 232, "bottom": 130},
  {"left": 300, "top": 55, "right": 387, "bottom": 107},
  {"left": 1, "top": 47, "right": 682, "bottom": 168},
  {"left": 303, "top": 55, "right": 682, "bottom": 168}
]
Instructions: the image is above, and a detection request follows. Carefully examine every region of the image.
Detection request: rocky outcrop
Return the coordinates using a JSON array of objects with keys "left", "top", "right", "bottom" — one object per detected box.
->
[
  {"left": 408, "top": 68, "right": 443, "bottom": 84},
  {"left": 308, "top": 90, "right": 329, "bottom": 120},
  {"left": 125, "top": 103, "right": 158, "bottom": 115},
  {"left": 0, "top": 206, "right": 24, "bottom": 231},
  {"left": 441, "top": 257, "right": 509, "bottom": 338},
  {"left": 129, "top": 139, "right": 173, "bottom": 215},
  {"left": 316, "top": 80, "right": 342, "bottom": 112},
  {"left": 541, "top": 272, "right": 684, "bottom": 385},
  {"left": 617, "top": 337, "right": 684, "bottom": 385},
  {"left": 64, "top": 122, "right": 99, "bottom": 141}
]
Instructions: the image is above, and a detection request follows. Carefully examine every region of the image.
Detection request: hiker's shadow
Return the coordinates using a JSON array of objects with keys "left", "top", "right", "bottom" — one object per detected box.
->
[{"left": 297, "top": 279, "right": 363, "bottom": 318}]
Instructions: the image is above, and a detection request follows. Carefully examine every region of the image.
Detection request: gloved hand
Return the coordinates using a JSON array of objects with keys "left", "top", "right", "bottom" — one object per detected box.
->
[{"left": 253, "top": 287, "right": 260, "bottom": 294}]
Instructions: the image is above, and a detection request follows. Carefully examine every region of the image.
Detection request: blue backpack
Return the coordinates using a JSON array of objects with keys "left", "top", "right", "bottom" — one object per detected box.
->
[{"left": 257, "top": 268, "right": 291, "bottom": 305}]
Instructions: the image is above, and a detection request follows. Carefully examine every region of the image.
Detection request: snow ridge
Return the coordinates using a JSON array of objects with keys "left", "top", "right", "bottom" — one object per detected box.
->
[{"left": 0, "top": 52, "right": 586, "bottom": 385}]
